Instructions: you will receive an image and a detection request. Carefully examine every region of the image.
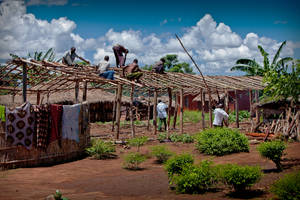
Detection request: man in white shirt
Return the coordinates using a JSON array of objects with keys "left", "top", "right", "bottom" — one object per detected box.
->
[
  {"left": 157, "top": 100, "right": 168, "bottom": 131},
  {"left": 97, "top": 56, "right": 114, "bottom": 80},
  {"left": 62, "top": 47, "right": 90, "bottom": 66},
  {"left": 213, "top": 103, "right": 229, "bottom": 127}
]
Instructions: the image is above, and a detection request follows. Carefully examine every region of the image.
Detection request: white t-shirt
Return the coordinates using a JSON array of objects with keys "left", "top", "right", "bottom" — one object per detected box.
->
[
  {"left": 213, "top": 108, "right": 229, "bottom": 126},
  {"left": 157, "top": 102, "right": 168, "bottom": 119},
  {"left": 98, "top": 60, "right": 110, "bottom": 74}
]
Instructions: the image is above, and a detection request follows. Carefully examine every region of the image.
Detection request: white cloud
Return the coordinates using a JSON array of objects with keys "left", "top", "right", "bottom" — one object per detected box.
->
[
  {"left": 0, "top": 1, "right": 298, "bottom": 75},
  {"left": 160, "top": 19, "right": 168, "bottom": 26},
  {"left": 27, "top": 0, "right": 68, "bottom": 6}
]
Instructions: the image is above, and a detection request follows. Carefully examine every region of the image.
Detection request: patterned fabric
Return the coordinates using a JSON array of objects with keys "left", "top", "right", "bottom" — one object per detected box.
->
[
  {"left": 62, "top": 104, "right": 80, "bottom": 143},
  {"left": 5, "top": 102, "right": 35, "bottom": 149},
  {"left": 50, "top": 104, "right": 63, "bottom": 143},
  {"left": 0, "top": 105, "right": 5, "bottom": 122},
  {"left": 34, "top": 104, "right": 50, "bottom": 150}
]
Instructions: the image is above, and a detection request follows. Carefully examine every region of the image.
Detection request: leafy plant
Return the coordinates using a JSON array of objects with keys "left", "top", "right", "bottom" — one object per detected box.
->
[
  {"left": 195, "top": 128, "right": 249, "bottom": 156},
  {"left": 169, "top": 133, "right": 182, "bottom": 143},
  {"left": 53, "top": 190, "right": 68, "bottom": 200},
  {"left": 157, "top": 132, "right": 168, "bottom": 142},
  {"left": 164, "top": 153, "right": 194, "bottom": 178},
  {"left": 172, "top": 160, "right": 218, "bottom": 194},
  {"left": 218, "top": 164, "right": 262, "bottom": 192},
  {"left": 270, "top": 171, "right": 300, "bottom": 200},
  {"left": 127, "top": 136, "right": 148, "bottom": 152},
  {"left": 151, "top": 145, "right": 174, "bottom": 163},
  {"left": 228, "top": 111, "right": 250, "bottom": 123},
  {"left": 181, "top": 134, "right": 194, "bottom": 143},
  {"left": 257, "top": 140, "right": 286, "bottom": 171},
  {"left": 85, "top": 139, "right": 116, "bottom": 159},
  {"left": 123, "top": 152, "right": 146, "bottom": 170}
]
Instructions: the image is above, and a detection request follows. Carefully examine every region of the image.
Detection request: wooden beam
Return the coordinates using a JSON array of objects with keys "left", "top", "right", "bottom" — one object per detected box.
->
[
  {"left": 167, "top": 88, "right": 172, "bottom": 134},
  {"left": 82, "top": 81, "right": 87, "bottom": 101},
  {"left": 249, "top": 89, "right": 253, "bottom": 122},
  {"left": 225, "top": 89, "right": 229, "bottom": 113},
  {"left": 201, "top": 89, "right": 205, "bottom": 129},
  {"left": 180, "top": 88, "right": 184, "bottom": 134},
  {"left": 235, "top": 90, "right": 239, "bottom": 128},
  {"left": 153, "top": 89, "right": 158, "bottom": 135},
  {"left": 22, "top": 64, "right": 27, "bottom": 103},
  {"left": 208, "top": 94, "right": 213, "bottom": 128},
  {"left": 173, "top": 93, "right": 178, "bottom": 129},
  {"left": 116, "top": 84, "right": 122, "bottom": 139},
  {"left": 130, "top": 84, "right": 136, "bottom": 138},
  {"left": 147, "top": 90, "right": 151, "bottom": 131},
  {"left": 36, "top": 91, "right": 40, "bottom": 105},
  {"left": 112, "top": 88, "right": 117, "bottom": 132},
  {"left": 255, "top": 90, "right": 260, "bottom": 124},
  {"left": 75, "top": 80, "right": 79, "bottom": 103}
]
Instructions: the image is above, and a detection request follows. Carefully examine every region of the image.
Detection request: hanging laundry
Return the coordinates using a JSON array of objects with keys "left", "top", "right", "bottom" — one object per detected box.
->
[
  {"left": 50, "top": 104, "right": 63, "bottom": 144},
  {"left": 62, "top": 104, "right": 80, "bottom": 143},
  {"left": 5, "top": 102, "right": 35, "bottom": 149},
  {"left": 34, "top": 104, "right": 50, "bottom": 150},
  {"left": 0, "top": 105, "right": 5, "bottom": 122}
]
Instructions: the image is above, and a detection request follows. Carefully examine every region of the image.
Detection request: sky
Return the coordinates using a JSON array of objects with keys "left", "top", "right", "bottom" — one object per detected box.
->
[{"left": 0, "top": 0, "right": 299, "bottom": 75}]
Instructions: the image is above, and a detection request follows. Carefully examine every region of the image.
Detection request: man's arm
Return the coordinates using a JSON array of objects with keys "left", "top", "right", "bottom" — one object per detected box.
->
[{"left": 78, "top": 56, "right": 90, "bottom": 64}]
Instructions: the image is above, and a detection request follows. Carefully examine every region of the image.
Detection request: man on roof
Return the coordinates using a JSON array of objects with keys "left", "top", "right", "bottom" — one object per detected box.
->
[
  {"left": 122, "top": 59, "right": 143, "bottom": 83},
  {"left": 112, "top": 44, "right": 128, "bottom": 67},
  {"left": 62, "top": 47, "right": 90, "bottom": 66},
  {"left": 153, "top": 58, "right": 166, "bottom": 74},
  {"left": 97, "top": 56, "right": 114, "bottom": 80}
]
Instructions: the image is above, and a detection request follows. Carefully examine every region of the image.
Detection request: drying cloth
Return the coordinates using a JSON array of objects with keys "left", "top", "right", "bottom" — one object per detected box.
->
[
  {"left": 62, "top": 104, "right": 80, "bottom": 143},
  {"left": 5, "top": 102, "right": 35, "bottom": 149},
  {"left": 34, "top": 104, "right": 50, "bottom": 150},
  {"left": 50, "top": 104, "right": 63, "bottom": 143},
  {"left": 0, "top": 105, "right": 5, "bottom": 122}
]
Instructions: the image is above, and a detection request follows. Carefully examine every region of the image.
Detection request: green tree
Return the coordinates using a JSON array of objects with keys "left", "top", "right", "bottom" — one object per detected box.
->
[
  {"left": 162, "top": 54, "right": 195, "bottom": 74},
  {"left": 141, "top": 64, "right": 153, "bottom": 71}
]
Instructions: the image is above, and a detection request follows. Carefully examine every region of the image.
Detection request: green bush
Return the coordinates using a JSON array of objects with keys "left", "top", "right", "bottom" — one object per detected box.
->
[
  {"left": 157, "top": 132, "right": 167, "bottom": 142},
  {"left": 164, "top": 153, "right": 194, "bottom": 178},
  {"left": 86, "top": 139, "right": 116, "bottom": 159},
  {"left": 127, "top": 136, "right": 148, "bottom": 152},
  {"left": 181, "top": 134, "right": 194, "bottom": 143},
  {"left": 228, "top": 110, "right": 250, "bottom": 123},
  {"left": 123, "top": 152, "right": 146, "bottom": 170},
  {"left": 270, "top": 171, "right": 300, "bottom": 200},
  {"left": 195, "top": 128, "right": 249, "bottom": 156},
  {"left": 169, "top": 133, "right": 182, "bottom": 142},
  {"left": 257, "top": 140, "right": 286, "bottom": 171},
  {"left": 218, "top": 164, "right": 262, "bottom": 191},
  {"left": 172, "top": 160, "right": 218, "bottom": 194},
  {"left": 53, "top": 190, "right": 68, "bottom": 200},
  {"left": 151, "top": 145, "right": 174, "bottom": 163}
]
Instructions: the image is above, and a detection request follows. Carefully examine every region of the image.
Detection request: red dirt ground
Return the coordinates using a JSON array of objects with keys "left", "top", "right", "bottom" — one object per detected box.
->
[{"left": 1, "top": 121, "right": 300, "bottom": 200}]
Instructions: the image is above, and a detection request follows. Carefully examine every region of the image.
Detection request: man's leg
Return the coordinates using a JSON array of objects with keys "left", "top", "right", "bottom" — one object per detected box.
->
[
  {"left": 163, "top": 118, "right": 167, "bottom": 131},
  {"left": 158, "top": 118, "right": 162, "bottom": 131},
  {"left": 107, "top": 71, "right": 115, "bottom": 80},
  {"left": 113, "top": 49, "right": 120, "bottom": 67},
  {"left": 119, "top": 56, "right": 124, "bottom": 67}
]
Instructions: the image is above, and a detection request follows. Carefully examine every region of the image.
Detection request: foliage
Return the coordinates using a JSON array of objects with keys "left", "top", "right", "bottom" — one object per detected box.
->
[
  {"left": 270, "top": 171, "right": 300, "bottom": 200},
  {"left": 123, "top": 152, "right": 146, "bottom": 170},
  {"left": 157, "top": 132, "right": 168, "bottom": 142},
  {"left": 181, "top": 134, "right": 194, "bottom": 143},
  {"left": 151, "top": 145, "right": 174, "bottom": 163},
  {"left": 170, "top": 110, "right": 208, "bottom": 126},
  {"left": 141, "top": 64, "right": 153, "bottom": 71},
  {"left": 217, "top": 164, "right": 262, "bottom": 191},
  {"left": 172, "top": 160, "right": 218, "bottom": 194},
  {"left": 169, "top": 133, "right": 183, "bottom": 143},
  {"left": 228, "top": 110, "right": 250, "bottom": 123},
  {"left": 164, "top": 153, "right": 194, "bottom": 178},
  {"left": 195, "top": 128, "right": 249, "bottom": 156},
  {"left": 162, "top": 54, "right": 195, "bottom": 74},
  {"left": 53, "top": 190, "right": 68, "bottom": 200},
  {"left": 127, "top": 136, "right": 148, "bottom": 152},
  {"left": 85, "top": 139, "right": 116, "bottom": 159},
  {"left": 257, "top": 140, "right": 286, "bottom": 171}
]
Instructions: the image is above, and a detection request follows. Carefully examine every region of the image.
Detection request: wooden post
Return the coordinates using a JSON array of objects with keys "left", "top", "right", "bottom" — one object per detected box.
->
[
  {"left": 255, "top": 90, "right": 260, "bottom": 124},
  {"left": 167, "top": 88, "right": 172, "bottom": 133},
  {"left": 116, "top": 84, "right": 122, "bottom": 139},
  {"left": 225, "top": 89, "right": 229, "bottom": 113},
  {"left": 46, "top": 92, "right": 50, "bottom": 103},
  {"left": 153, "top": 89, "right": 158, "bottom": 135},
  {"left": 180, "top": 88, "right": 184, "bottom": 134},
  {"left": 130, "top": 84, "right": 135, "bottom": 138},
  {"left": 249, "top": 90, "right": 253, "bottom": 124},
  {"left": 147, "top": 90, "right": 151, "bottom": 131},
  {"left": 112, "top": 88, "right": 117, "bottom": 132},
  {"left": 173, "top": 93, "right": 178, "bottom": 129},
  {"left": 82, "top": 81, "right": 87, "bottom": 101},
  {"left": 36, "top": 91, "right": 40, "bottom": 105},
  {"left": 22, "top": 64, "right": 27, "bottom": 103},
  {"left": 201, "top": 89, "right": 205, "bottom": 129},
  {"left": 12, "top": 93, "right": 15, "bottom": 104},
  {"left": 235, "top": 90, "right": 239, "bottom": 128},
  {"left": 208, "top": 94, "right": 213, "bottom": 128},
  {"left": 75, "top": 80, "right": 79, "bottom": 103}
]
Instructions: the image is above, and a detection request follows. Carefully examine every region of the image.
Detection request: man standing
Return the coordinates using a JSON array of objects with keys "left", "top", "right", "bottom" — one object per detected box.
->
[
  {"left": 112, "top": 44, "right": 128, "bottom": 67},
  {"left": 157, "top": 100, "right": 168, "bottom": 131},
  {"left": 98, "top": 56, "right": 114, "bottom": 80},
  {"left": 153, "top": 58, "right": 166, "bottom": 74},
  {"left": 213, "top": 103, "right": 229, "bottom": 127},
  {"left": 62, "top": 47, "right": 90, "bottom": 66},
  {"left": 122, "top": 59, "right": 143, "bottom": 83}
]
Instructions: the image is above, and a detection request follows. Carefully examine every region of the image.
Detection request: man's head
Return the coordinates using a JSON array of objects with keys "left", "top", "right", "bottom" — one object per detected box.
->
[
  {"left": 158, "top": 99, "right": 162, "bottom": 103},
  {"left": 104, "top": 56, "right": 109, "bottom": 61},
  {"left": 71, "top": 47, "right": 76, "bottom": 53},
  {"left": 133, "top": 59, "right": 138, "bottom": 63},
  {"left": 160, "top": 58, "right": 165, "bottom": 63},
  {"left": 216, "top": 103, "right": 224, "bottom": 109}
]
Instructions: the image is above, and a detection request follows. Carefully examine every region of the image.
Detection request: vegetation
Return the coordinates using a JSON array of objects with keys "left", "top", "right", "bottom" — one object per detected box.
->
[
  {"left": 195, "top": 128, "right": 249, "bottom": 156},
  {"left": 169, "top": 133, "right": 194, "bottom": 143},
  {"left": 123, "top": 152, "right": 146, "bottom": 170},
  {"left": 257, "top": 140, "right": 286, "bottom": 171},
  {"left": 127, "top": 136, "right": 148, "bottom": 152},
  {"left": 151, "top": 145, "right": 174, "bottom": 163},
  {"left": 270, "top": 171, "right": 300, "bottom": 200},
  {"left": 228, "top": 110, "right": 250, "bottom": 123},
  {"left": 164, "top": 153, "right": 194, "bottom": 178},
  {"left": 85, "top": 139, "right": 116, "bottom": 159},
  {"left": 53, "top": 190, "right": 68, "bottom": 200},
  {"left": 157, "top": 132, "right": 168, "bottom": 142}
]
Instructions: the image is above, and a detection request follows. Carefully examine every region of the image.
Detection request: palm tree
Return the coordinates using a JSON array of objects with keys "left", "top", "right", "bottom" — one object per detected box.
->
[{"left": 231, "top": 41, "right": 293, "bottom": 76}]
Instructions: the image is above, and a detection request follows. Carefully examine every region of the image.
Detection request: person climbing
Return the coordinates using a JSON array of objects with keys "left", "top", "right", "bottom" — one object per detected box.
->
[
  {"left": 153, "top": 58, "right": 166, "bottom": 74},
  {"left": 62, "top": 47, "right": 90, "bottom": 66},
  {"left": 112, "top": 44, "right": 128, "bottom": 67},
  {"left": 97, "top": 56, "right": 114, "bottom": 80},
  {"left": 122, "top": 59, "right": 143, "bottom": 83}
]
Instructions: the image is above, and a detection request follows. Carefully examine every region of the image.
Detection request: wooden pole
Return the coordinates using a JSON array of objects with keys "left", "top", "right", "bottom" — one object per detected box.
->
[
  {"left": 12, "top": 93, "right": 15, "bottom": 104},
  {"left": 180, "top": 88, "right": 184, "bottom": 134},
  {"left": 22, "top": 64, "right": 27, "bottom": 103},
  {"left": 82, "top": 81, "right": 87, "bottom": 101},
  {"left": 36, "top": 91, "right": 40, "bottom": 105},
  {"left": 201, "top": 89, "right": 205, "bottom": 129},
  {"left": 46, "top": 91, "right": 50, "bottom": 103},
  {"left": 116, "top": 84, "right": 122, "bottom": 139},
  {"left": 147, "top": 90, "right": 151, "bottom": 131},
  {"left": 167, "top": 88, "right": 172, "bottom": 133},
  {"left": 249, "top": 90, "right": 253, "bottom": 121},
  {"left": 153, "top": 89, "right": 158, "bottom": 135},
  {"left": 75, "top": 80, "right": 79, "bottom": 103},
  {"left": 112, "top": 88, "right": 117, "bottom": 132},
  {"left": 225, "top": 89, "right": 229, "bottom": 113},
  {"left": 173, "top": 93, "right": 178, "bottom": 129},
  {"left": 208, "top": 95, "right": 213, "bottom": 128},
  {"left": 130, "top": 84, "right": 136, "bottom": 138},
  {"left": 235, "top": 90, "right": 239, "bottom": 128},
  {"left": 255, "top": 90, "right": 260, "bottom": 124}
]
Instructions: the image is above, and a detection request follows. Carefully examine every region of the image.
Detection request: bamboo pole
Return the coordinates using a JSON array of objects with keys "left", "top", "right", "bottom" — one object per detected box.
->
[
  {"left": 173, "top": 93, "right": 178, "bottom": 129},
  {"left": 255, "top": 90, "right": 260, "bottom": 124},
  {"left": 201, "top": 89, "right": 205, "bottom": 129},
  {"left": 130, "top": 84, "right": 136, "bottom": 138},
  {"left": 82, "top": 81, "right": 87, "bottom": 101},
  {"left": 75, "top": 80, "right": 79, "bottom": 103},
  {"left": 147, "top": 90, "right": 151, "bottom": 131},
  {"left": 36, "top": 91, "right": 40, "bottom": 105},
  {"left": 153, "top": 89, "right": 158, "bottom": 135},
  {"left": 112, "top": 88, "right": 117, "bottom": 132},
  {"left": 225, "top": 89, "right": 229, "bottom": 113},
  {"left": 208, "top": 96, "right": 213, "bottom": 128},
  {"left": 235, "top": 90, "right": 239, "bottom": 128},
  {"left": 167, "top": 88, "right": 172, "bottom": 134},
  {"left": 180, "top": 88, "right": 184, "bottom": 134},
  {"left": 249, "top": 90, "right": 253, "bottom": 123},
  {"left": 22, "top": 64, "right": 27, "bottom": 103},
  {"left": 116, "top": 84, "right": 122, "bottom": 139}
]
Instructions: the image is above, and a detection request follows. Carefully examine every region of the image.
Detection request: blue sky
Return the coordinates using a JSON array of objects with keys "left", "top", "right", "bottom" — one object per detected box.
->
[{"left": 0, "top": 0, "right": 299, "bottom": 74}]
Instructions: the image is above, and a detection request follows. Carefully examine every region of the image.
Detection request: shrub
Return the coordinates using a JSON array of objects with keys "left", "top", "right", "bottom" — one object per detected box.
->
[
  {"left": 157, "top": 132, "right": 167, "bottom": 142},
  {"left": 257, "top": 140, "right": 286, "bottom": 171},
  {"left": 228, "top": 110, "right": 250, "bottom": 123},
  {"left": 270, "top": 171, "right": 300, "bottom": 200},
  {"left": 123, "top": 152, "right": 146, "bottom": 170},
  {"left": 164, "top": 153, "right": 194, "bottom": 178},
  {"left": 169, "top": 133, "right": 182, "bottom": 143},
  {"left": 86, "top": 139, "right": 116, "bottom": 159},
  {"left": 53, "top": 190, "right": 68, "bottom": 200},
  {"left": 181, "top": 134, "right": 194, "bottom": 143},
  {"left": 172, "top": 160, "right": 218, "bottom": 194},
  {"left": 151, "top": 145, "right": 174, "bottom": 163},
  {"left": 127, "top": 136, "right": 148, "bottom": 152},
  {"left": 195, "top": 128, "right": 249, "bottom": 156},
  {"left": 218, "top": 164, "right": 262, "bottom": 192}
]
